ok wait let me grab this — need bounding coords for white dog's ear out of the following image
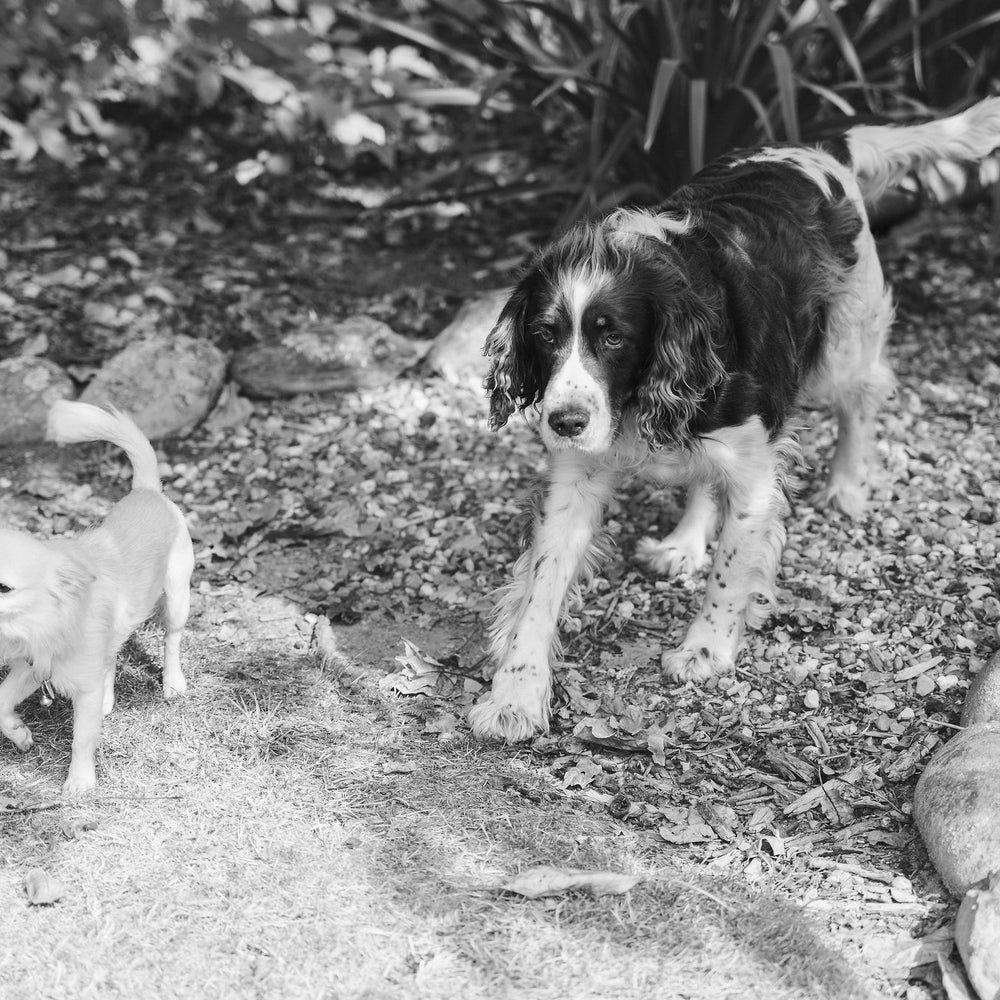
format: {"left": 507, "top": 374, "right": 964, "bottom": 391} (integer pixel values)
{"left": 49, "top": 553, "right": 96, "bottom": 603}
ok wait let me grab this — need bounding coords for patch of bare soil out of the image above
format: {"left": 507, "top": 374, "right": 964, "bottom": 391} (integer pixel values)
{"left": 1, "top": 140, "right": 999, "bottom": 998}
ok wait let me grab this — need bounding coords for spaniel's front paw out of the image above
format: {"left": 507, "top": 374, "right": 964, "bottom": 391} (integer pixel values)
{"left": 661, "top": 645, "right": 734, "bottom": 682}
{"left": 812, "top": 479, "right": 867, "bottom": 520}
{"left": 468, "top": 696, "right": 547, "bottom": 742}
{"left": 637, "top": 534, "right": 710, "bottom": 578}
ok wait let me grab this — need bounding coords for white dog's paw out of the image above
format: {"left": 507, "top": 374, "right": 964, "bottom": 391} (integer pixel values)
{"left": 163, "top": 673, "right": 188, "bottom": 699}
{"left": 62, "top": 765, "right": 97, "bottom": 798}
{"left": 661, "top": 645, "right": 734, "bottom": 683}
{"left": 1, "top": 717, "right": 34, "bottom": 752}
{"left": 468, "top": 694, "right": 548, "bottom": 742}
{"left": 637, "top": 535, "right": 709, "bottom": 578}
{"left": 812, "top": 479, "right": 867, "bottom": 520}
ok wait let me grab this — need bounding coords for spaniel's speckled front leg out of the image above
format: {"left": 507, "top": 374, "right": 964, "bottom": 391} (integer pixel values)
{"left": 469, "top": 453, "right": 618, "bottom": 741}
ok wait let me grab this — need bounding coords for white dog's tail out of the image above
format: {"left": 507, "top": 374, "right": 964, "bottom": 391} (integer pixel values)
{"left": 847, "top": 96, "right": 1000, "bottom": 202}
{"left": 47, "top": 400, "right": 161, "bottom": 492}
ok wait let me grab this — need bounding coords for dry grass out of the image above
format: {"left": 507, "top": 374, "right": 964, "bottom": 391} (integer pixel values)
{"left": 1, "top": 586, "right": 872, "bottom": 1000}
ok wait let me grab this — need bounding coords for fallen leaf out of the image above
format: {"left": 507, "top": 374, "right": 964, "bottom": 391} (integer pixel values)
{"left": 382, "top": 760, "right": 418, "bottom": 775}
{"left": 659, "top": 822, "right": 716, "bottom": 845}
{"left": 573, "top": 718, "right": 645, "bottom": 752}
{"left": 562, "top": 757, "right": 603, "bottom": 790}
{"left": 60, "top": 819, "right": 98, "bottom": 840}
{"left": 25, "top": 869, "right": 65, "bottom": 905}
{"left": 379, "top": 639, "right": 444, "bottom": 696}
{"left": 500, "top": 865, "right": 641, "bottom": 899}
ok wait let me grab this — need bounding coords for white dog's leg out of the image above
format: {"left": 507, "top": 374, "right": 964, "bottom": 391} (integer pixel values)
{"left": 161, "top": 523, "right": 194, "bottom": 699}
{"left": 636, "top": 480, "right": 717, "bottom": 577}
{"left": 102, "top": 663, "right": 116, "bottom": 717}
{"left": 663, "top": 425, "right": 792, "bottom": 682}
{"left": 0, "top": 659, "right": 41, "bottom": 751}
{"left": 469, "top": 452, "right": 618, "bottom": 741}
{"left": 63, "top": 685, "right": 105, "bottom": 796}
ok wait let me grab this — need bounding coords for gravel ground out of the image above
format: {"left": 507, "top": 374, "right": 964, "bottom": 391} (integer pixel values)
{"left": 2, "top": 147, "right": 998, "bottom": 994}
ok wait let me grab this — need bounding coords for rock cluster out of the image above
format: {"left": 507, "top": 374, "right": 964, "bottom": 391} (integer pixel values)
{"left": 0, "top": 293, "right": 501, "bottom": 444}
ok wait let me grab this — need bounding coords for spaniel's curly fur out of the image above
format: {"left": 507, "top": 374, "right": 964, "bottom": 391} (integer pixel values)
{"left": 471, "top": 98, "right": 1000, "bottom": 742}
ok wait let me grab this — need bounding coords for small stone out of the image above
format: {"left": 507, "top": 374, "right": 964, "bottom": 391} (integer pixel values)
{"left": 869, "top": 693, "right": 896, "bottom": 712}
{"left": 803, "top": 689, "right": 821, "bottom": 710}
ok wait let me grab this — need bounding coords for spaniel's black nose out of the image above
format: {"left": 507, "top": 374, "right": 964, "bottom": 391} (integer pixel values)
{"left": 548, "top": 408, "right": 590, "bottom": 437}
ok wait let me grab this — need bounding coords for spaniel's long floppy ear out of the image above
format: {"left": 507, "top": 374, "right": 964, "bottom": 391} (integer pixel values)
{"left": 633, "top": 252, "right": 727, "bottom": 449}
{"left": 483, "top": 274, "right": 546, "bottom": 430}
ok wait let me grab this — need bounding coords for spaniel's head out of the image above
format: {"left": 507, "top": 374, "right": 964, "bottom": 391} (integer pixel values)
{"left": 485, "top": 211, "right": 726, "bottom": 453}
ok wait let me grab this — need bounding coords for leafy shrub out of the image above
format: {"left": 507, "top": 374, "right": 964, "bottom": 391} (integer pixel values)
{"left": 420, "top": 0, "right": 1000, "bottom": 221}
{"left": 0, "top": 0, "right": 491, "bottom": 167}
{"left": 2, "top": 0, "right": 998, "bottom": 223}
{"left": 0, "top": 0, "right": 129, "bottom": 163}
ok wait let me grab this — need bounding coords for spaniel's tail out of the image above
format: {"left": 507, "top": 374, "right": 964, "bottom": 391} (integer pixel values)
{"left": 46, "top": 400, "right": 161, "bottom": 493}
{"left": 846, "top": 96, "right": 1000, "bottom": 202}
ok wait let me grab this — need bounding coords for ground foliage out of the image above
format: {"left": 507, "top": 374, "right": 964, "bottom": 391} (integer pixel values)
{"left": 1, "top": 127, "right": 999, "bottom": 997}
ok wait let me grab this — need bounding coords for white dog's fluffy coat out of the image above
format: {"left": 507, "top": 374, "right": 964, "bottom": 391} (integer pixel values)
{"left": 0, "top": 401, "right": 193, "bottom": 794}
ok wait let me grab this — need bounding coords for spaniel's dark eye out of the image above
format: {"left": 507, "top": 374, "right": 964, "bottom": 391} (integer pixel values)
{"left": 604, "top": 332, "right": 624, "bottom": 348}
{"left": 537, "top": 327, "right": 555, "bottom": 344}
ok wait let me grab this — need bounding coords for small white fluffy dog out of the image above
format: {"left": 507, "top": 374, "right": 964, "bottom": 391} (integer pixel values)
{"left": 0, "top": 401, "right": 194, "bottom": 795}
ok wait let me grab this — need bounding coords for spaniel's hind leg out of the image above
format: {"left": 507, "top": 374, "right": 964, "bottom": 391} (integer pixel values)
{"left": 637, "top": 480, "right": 716, "bottom": 578}
{"left": 662, "top": 421, "right": 793, "bottom": 682}
{"left": 812, "top": 232, "right": 895, "bottom": 518}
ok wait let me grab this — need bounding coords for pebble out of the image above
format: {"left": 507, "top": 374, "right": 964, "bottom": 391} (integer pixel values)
{"left": 803, "top": 689, "right": 821, "bottom": 710}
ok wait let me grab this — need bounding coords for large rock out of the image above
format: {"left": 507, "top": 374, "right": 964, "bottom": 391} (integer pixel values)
{"left": 0, "top": 357, "right": 73, "bottom": 445}
{"left": 913, "top": 722, "right": 1000, "bottom": 896}
{"left": 81, "top": 333, "right": 227, "bottom": 439}
{"left": 231, "top": 316, "right": 425, "bottom": 398}
{"left": 424, "top": 289, "right": 509, "bottom": 390}
{"left": 962, "top": 651, "right": 1000, "bottom": 726}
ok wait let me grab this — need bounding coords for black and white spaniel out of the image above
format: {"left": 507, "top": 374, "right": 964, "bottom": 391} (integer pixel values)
{"left": 470, "top": 97, "right": 1000, "bottom": 742}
